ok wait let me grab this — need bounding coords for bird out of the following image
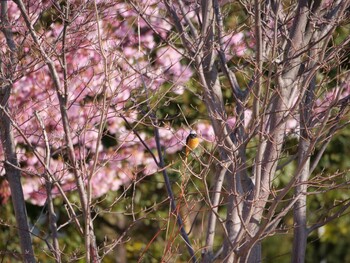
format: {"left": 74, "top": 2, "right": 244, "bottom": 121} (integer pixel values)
{"left": 185, "top": 130, "right": 199, "bottom": 162}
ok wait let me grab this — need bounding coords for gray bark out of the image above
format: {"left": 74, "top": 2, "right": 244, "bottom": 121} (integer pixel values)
{"left": 0, "top": 105, "right": 36, "bottom": 263}
{"left": 0, "top": 1, "right": 35, "bottom": 262}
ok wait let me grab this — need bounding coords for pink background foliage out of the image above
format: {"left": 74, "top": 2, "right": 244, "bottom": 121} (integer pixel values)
{"left": 1, "top": 0, "right": 272, "bottom": 205}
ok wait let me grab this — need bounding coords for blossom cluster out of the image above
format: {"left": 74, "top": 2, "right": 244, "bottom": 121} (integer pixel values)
{"left": 0, "top": 0, "right": 250, "bottom": 205}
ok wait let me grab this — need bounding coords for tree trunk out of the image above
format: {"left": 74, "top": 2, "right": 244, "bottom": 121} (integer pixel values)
{"left": 1, "top": 1, "right": 36, "bottom": 261}
{"left": 292, "top": 69, "right": 315, "bottom": 263}
{"left": 0, "top": 97, "right": 36, "bottom": 263}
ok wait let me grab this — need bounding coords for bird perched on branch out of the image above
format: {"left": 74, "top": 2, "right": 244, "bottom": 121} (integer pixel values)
{"left": 185, "top": 130, "right": 199, "bottom": 162}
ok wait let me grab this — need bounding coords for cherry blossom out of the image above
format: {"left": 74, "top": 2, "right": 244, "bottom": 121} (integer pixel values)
{"left": 0, "top": 0, "right": 255, "bottom": 205}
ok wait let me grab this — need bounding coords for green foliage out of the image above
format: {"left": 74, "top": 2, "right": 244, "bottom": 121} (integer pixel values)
{"left": 262, "top": 234, "right": 293, "bottom": 262}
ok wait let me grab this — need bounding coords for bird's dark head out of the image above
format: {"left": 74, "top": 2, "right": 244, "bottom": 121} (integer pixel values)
{"left": 189, "top": 130, "right": 197, "bottom": 138}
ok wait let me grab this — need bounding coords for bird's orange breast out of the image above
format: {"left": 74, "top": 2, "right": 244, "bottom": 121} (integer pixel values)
{"left": 186, "top": 137, "right": 199, "bottom": 156}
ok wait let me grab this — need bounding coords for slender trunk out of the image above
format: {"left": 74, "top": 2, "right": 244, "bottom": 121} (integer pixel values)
{"left": 292, "top": 70, "right": 315, "bottom": 263}
{"left": 0, "top": 1, "right": 35, "bottom": 261}
{"left": 292, "top": 122, "right": 311, "bottom": 263}
{"left": 292, "top": 155, "right": 309, "bottom": 263}
{"left": 202, "top": 165, "right": 227, "bottom": 262}
{"left": 0, "top": 100, "right": 36, "bottom": 263}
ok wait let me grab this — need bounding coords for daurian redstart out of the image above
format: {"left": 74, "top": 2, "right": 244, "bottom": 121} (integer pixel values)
{"left": 185, "top": 130, "right": 199, "bottom": 161}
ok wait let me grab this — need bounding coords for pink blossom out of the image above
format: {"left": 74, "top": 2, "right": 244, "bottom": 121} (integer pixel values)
{"left": 286, "top": 117, "right": 299, "bottom": 134}
{"left": 0, "top": 0, "right": 198, "bottom": 205}
{"left": 22, "top": 177, "right": 46, "bottom": 206}
{"left": 223, "top": 32, "right": 249, "bottom": 58}
{"left": 196, "top": 123, "right": 215, "bottom": 143}
{"left": 161, "top": 128, "right": 184, "bottom": 154}
{"left": 7, "top": 1, "right": 21, "bottom": 20}
{"left": 143, "top": 156, "right": 159, "bottom": 176}
{"left": 157, "top": 47, "right": 193, "bottom": 83}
